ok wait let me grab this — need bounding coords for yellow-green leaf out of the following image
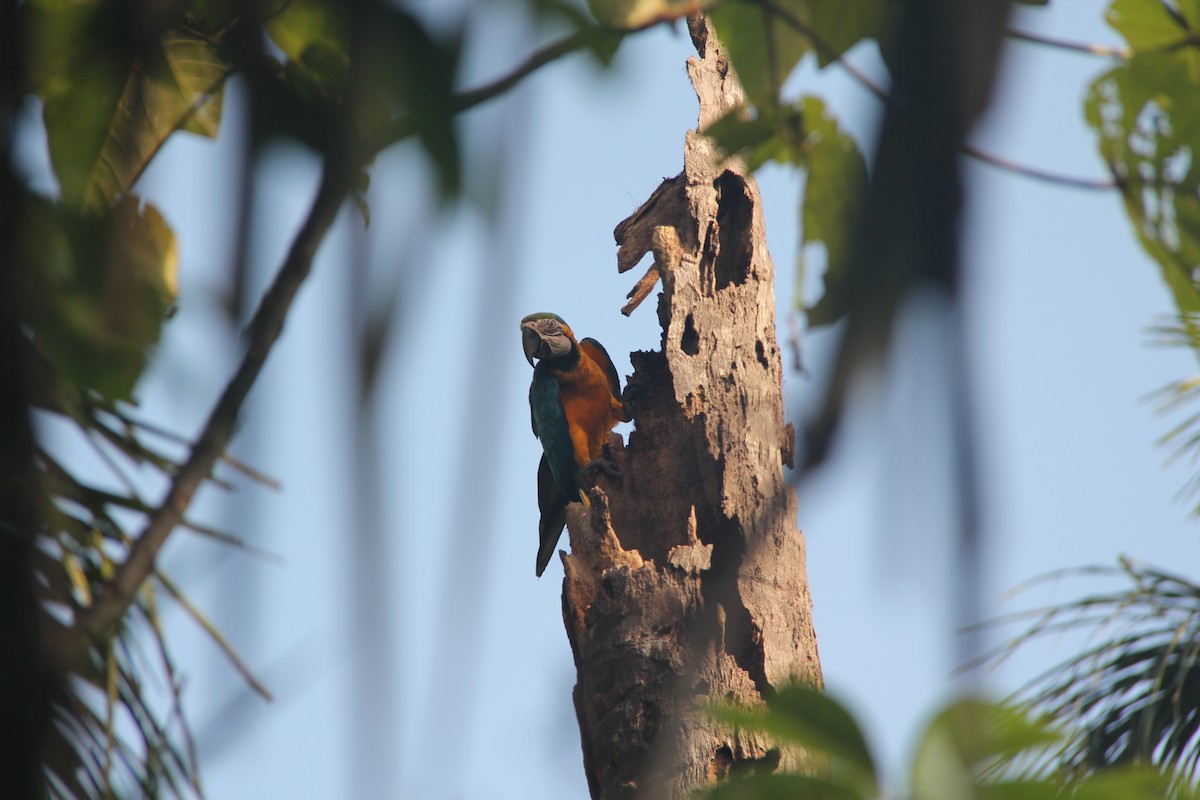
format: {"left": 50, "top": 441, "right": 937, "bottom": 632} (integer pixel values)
{"left": 796, "top": 97, "right": 868, "bottom": 327}
{"left": 264, "top": 0, "right": 350, "bottom": 92}
{"left": 19, "top": 197, "right": 179, "bottom": 401}
{"left": 25, "top": 1, "right": 230, "bottom": 214}
{"left": 1086, "top": 49, "right": 1200, "bottom": 331}
{"left": 710, "top": 684, "right": 878, "bottom": 797}
{"left": 586, "top": 0, "right": 713, "bottom": 29}
{"left": 912, "top": 700, "right": 1060, "bottom": 800}
{"left": 806, "top": 0, "right": 897, "bottom": 68}
{"left": 1107, "top": 0, "right": 1195, "bottom": 50}
{"left": 163, "top": 30, "right": 228, "bottom": 137}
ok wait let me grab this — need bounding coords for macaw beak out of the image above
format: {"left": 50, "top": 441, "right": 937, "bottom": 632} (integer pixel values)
{"left": 522, "top": 326, "right": 542, "bottom": 367}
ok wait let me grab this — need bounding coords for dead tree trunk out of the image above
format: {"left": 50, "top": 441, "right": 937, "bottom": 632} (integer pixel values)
{"left": 561, "top": 17, "right": 823, "bottom": 800}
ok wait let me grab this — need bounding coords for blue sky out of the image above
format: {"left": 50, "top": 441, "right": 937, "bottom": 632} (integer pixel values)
{"left": 27, "top": 1, "right": 1200, "bottom": 797}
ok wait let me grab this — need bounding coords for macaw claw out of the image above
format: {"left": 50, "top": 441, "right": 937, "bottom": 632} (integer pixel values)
{"left": 579, "top": 456, "right": 622, "bottom": 485}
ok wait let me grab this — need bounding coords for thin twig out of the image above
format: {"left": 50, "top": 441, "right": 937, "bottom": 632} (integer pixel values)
{"left": 139, "top": 593, "right": 202, "bottom": 791}
{"left": 374, "top": 31, "right": 592, "bottom": 151}
{"left": 153, "top": 569, "right": 274, "bottom": 701}
{"left": 752, "top": 0, "right": 1117, "bottom": 192}
{"left": 453, "top": 32, "right": 594, "bottom": 113}
{"left": 962, "top": 143, "right": 1117, "bottom": 190}
{"left": 106, "top": 406, "right": 283, "bottom": 490}
{"left": 1006, "top": 28, "right": 1131, "bottom": 59}
{"left": 373, "top": 23, "right": 659, "bottom": 154}
{"left": 71, "top": 168, "right": 348, "bottom": 649}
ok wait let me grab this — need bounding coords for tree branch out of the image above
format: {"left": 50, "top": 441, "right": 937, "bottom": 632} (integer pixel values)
{"left": 753, "top": 0, "right": 1116, "bottom": 192}
{"left": 70, "top": 168, "right": 349, "bottom": 650}
{"left": 372, "top": 22, "right": 665, "bottom": 155}
{"left": 453, "top": 31, "right": 596, "bottom": 112}
{"left": 1005, "top": 28, "right": 1131, "bottom": 59}
{"left": 961, "top": 143, "right": 1116, "bottom": 190}
{"left": 373, "top": 28, "right": 608, "bottom": 153}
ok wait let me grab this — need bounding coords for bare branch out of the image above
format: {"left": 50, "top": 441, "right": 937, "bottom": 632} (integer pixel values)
{"left": 1006, "top": 28, "right": 1131, "bottom": 59}
{"left": 962, "top": 143, "right": 1117, "bottom": 190}
{"left": 372, "top": 18, "right": 675, "bottom": 156}
{"left": 453, "top": 32, "right": 596, "bottom": 112}
{"left": 70, "top": 168, "right": 348, "bottom": 651}
{"left": 375, "top": 27, "right": 625, "bottom": 154}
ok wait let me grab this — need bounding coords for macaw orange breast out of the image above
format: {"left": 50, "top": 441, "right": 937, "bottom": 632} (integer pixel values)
{"left": 555, "top": 351, "right": 623, "bottom": 467}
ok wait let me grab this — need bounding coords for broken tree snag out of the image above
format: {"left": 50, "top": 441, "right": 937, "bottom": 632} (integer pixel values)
{"left": 560, "top": 15, "right": 823, "bottom": 800}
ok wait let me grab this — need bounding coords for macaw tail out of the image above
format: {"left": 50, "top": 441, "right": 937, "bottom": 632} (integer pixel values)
{"left": 536, "top": 455, "right": 569, "bottom": 577}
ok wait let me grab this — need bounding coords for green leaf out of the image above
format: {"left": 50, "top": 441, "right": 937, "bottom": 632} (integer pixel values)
{"left": 540, "top": 2, "right": 629, "bottom": 64}
{"left": 768, "top": 685, "right": 876, "bottom": 776}
{"left": 712, "top": 684, "right": 877, "bottom": 794}
{"left": 25, "top": 1, "right": 230, "bottom": 214}
{"left": 586, "top": 0, "right": 713, "bottom": 29}
{"left": 1106, "top": 0, "right": 1195, "bottom": 50}
{"left": 805, "top": 0, "right": 897, "bottom": 68}
{"left": 1086, "top": 50, "right": 1200, "bottom": 334}
{"left": 163, "top": 29, "right": 227, "bottom": 137}
{"left": 793, "top": 96, "right": 868, "bottom": 327}
{"left": 263, "top": 0, "right": 350, "bottom": 92}
{"left": 703, "top": 105, "right": 799, "bottom": 170}
{"left": 1073, "top": 767, "right": 1188, "bottom": 800}
{"left": 359, "top": 6, "right": 462, "bottom": 196}
{"left": 710, "top": 2, "right": 811, "bottom": 115}
{"left": 980, "top": 781, "right": 1063, "bottom": 800}
{"left": 710, "top": 0, "right": 895, "bottom": 111}
{"left": 1085, "top": 26, "right": 1200, "bottom": 509}
{"left": 911, "top": 700, "right": 1060, "bottom": 800}
{"left": 18, "top": 197, "right": 179, "bottom": 401}
{"left": 185, "top": 0, "right": 239, "bottom": 33}
{"left": 706, "top": 108, "right": 779, "bottom": 154}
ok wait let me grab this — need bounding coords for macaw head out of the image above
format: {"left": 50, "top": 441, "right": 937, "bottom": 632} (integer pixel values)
{"left": 521, "top": 312, "right": 576, "bottom": 367}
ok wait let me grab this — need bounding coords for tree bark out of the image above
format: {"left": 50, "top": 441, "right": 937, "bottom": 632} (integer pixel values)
{"left": 561, "top": 17, "right": 822, "bottom": 800}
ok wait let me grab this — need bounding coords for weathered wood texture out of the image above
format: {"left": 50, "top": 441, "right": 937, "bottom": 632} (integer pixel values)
{"left": 561, "top": 17, "right": 823, "bottom": 800}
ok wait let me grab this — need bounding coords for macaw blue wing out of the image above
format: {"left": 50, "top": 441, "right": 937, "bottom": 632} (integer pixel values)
{"left": 529, "top": 371, "right": 579, "bottom": 503}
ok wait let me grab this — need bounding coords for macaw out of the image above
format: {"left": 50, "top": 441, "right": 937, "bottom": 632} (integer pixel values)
{"left": 521, "top": 312, "right": 626, "bottom": 576}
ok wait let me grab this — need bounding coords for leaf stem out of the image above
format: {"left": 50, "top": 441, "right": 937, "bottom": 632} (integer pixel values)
{"left": 154, "top": 569, "right": 273, "bottom": 701}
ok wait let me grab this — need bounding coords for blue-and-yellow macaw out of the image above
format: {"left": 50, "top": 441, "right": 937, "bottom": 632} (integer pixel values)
{"left": 521, "top": 312, "right": 627, "bottom": 576}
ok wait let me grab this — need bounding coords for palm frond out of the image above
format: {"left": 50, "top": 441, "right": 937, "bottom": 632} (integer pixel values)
{"left": 1145, "top": 314, "right": 1200, "bottom": 515}
{"left": 33, "top": 393, "right": 270, "bottom": 798}
{"left": 978, "top": 557, "right": 1200, "bottom": 790}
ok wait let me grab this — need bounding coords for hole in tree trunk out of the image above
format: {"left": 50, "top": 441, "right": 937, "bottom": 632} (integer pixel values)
{"left": 682, "top": 313, "right": 700, "bottom": 355}
{"left": 714, "top": 171, "right": 752, "bottom": 290}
